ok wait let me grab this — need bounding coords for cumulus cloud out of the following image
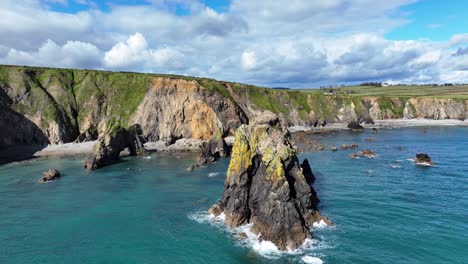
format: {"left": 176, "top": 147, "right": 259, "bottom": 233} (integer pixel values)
{"left": 0, "top": 39, "right": 101, "bottom": 69}
{"left": 0, "top": 0, "right": 467, "bottom": 86}
{"left": 103, "top": 33, "right": 185, "bottom": 72}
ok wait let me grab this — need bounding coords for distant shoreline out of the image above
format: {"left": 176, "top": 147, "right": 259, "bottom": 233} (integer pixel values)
{"left": 289, "top": 118, "right": 468, "bottom": 133}
{"left": 1, "top": 118, "right": 467, "bottom": 165}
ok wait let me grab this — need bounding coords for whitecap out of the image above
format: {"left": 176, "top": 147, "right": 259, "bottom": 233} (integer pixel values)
{"left": 208, "top": 172, "right": 222, "bottom": 178}
{"left": 389, "top": 164, "right": 402, "bottom": 169}
{"left": 301, "top": 256, "right": 324, "bottom": 264}
{"left": 143, "top": 156, "right": 152, "bottom": 160}
{"left": 189, "top": 210, "right": 332, "bottom": 259}
{"left": 312, "top": 220, "right": 328, "bottom": 230}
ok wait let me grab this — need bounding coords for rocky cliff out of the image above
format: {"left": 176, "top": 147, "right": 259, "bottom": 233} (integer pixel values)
{"left": 209, "top": 111, "right": 330, "bottom": 251}
{"left": 0, "top": 65, "right": 466, "bottom": 149}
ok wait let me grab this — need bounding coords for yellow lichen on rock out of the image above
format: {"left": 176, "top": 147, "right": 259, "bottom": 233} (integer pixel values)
{"left": 227, "top": 127, "right": 252, "bottom": 180}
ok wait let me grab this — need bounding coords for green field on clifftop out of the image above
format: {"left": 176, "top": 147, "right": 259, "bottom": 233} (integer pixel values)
{"left": 301, "top": 84, "right": 468, "bottom": 99}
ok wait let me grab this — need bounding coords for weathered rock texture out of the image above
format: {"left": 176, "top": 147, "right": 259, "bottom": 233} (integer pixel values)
{"left": 131, "top": 78, "right": 248, "bottom": 143}
{"left": 414, "top": 153, "right": 434, "bottom": 166}
{"left": 84, "top": 124, "right": 146, "bottom": 170}
{"left": 196, "top": 138, "right": 229, "bottom": 166}
{"left": 0, "top": 65, "right": 467, "bottom": 152}
{"left": 39, "top": 169, "right": 61, "bottom": 183}
{"left": 209, "top": 112, "right": 329, "bottom": 251}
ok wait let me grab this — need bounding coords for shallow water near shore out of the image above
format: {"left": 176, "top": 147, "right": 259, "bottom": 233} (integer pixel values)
{"left": 0, "top": 127, "right": 467, "bottom": 263}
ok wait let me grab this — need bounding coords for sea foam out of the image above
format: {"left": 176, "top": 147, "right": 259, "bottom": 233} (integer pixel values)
{"left": 189, "top": 210, "right": 332, "bottom": 260}
{"left": 301, "top": 256, "right": 324, "bottom": 264}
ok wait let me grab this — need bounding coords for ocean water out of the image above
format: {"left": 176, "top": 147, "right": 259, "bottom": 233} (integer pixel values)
{"left": 0, "top": 126, "right": 467, "bottom": 264}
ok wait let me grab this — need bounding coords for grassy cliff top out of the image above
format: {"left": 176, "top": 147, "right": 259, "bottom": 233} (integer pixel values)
{"left": 301, "top": 84, "right": 468, "bottom": 99}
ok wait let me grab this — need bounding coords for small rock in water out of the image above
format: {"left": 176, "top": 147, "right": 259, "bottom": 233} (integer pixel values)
{"left": 39, "top": 169, "right": 61, "bottom": 183}
{"left": 331, "top": 146, "right": 338, "bottom": 152}
{"left": 349, "top": 153, "right": 358, "bottom": 159}
{"left": 357, "top": 149, "right": 376, "bottom": 158}
{"left": 349, "top": 143, "right": 359, "bottom": 149}
{"left": 414, "top": 153, "right": 434, "bottom": 166}
{"left": 371, "top": 128, "right": 379, "bottom": 134}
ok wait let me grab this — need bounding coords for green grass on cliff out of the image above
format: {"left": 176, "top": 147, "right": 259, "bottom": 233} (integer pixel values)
{"left": 304, "top": 85, "right": 468, "bottom": 99}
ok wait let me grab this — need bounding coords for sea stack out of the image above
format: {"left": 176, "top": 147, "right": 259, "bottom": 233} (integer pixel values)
{"left": 209, "top": 111, "right": 330, "bottom": 251}
{"left": 84, "top": 124, "right": 147, "bottom": 170}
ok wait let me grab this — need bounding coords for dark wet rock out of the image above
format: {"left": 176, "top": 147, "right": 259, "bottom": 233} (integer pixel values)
{"left": 347, "top": 120, "right": 364, "bottom": 130}
{"left": 84, "top": 124, "right": 146, "bottom": 170}
{"left": 301, "top": 159, "right": 315, "bottom": 184}
{"left": 195, "top": 138, "right": 229, "bottom": 166}
{"left": 414, "top": 153, "right": 434, "bottom": 166}
{"left": 39, "top": 169, "right": 61, "bottom": 183}
{"left": 209, "top": 111, "right": 330, "bottom": 251}
{"left": 74, "top": 126, "right": 98, "bottom": 143}
{"left": 371, "top": 128, "right": 379, "bottom": 134}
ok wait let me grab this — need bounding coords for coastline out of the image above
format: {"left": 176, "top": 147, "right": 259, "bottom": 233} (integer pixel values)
{"left": 289, "top": 118, "right": 468, "bottom": 133}
{"left": 3, "top": 118, "right": 468, "bottom": 162}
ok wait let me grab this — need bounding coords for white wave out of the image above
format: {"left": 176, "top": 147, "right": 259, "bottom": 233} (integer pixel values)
{"left": 389, "top": 164, "right": 402, "bottom": 169}
{"left": 189, "top": 210, "right": 332, "bottom": 259}
{"left": 208, "top": 172, "right": 223, "bottom": 178}
{"left": 312, "top": 220, "right": 328, "bottom": 230}
{"left": 143, "top": 156, "right": 152, "bottom": 159}
{"left": 302, "top": 256, "right": 324, "bottom": 264}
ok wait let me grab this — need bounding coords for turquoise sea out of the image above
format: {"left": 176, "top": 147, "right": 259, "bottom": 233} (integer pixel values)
{"left": 0, "top": 126, "right": 467, "bottom": 264}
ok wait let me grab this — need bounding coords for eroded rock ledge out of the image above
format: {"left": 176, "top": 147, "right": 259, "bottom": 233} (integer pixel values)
{"left": 209, "top": 111, "right": 330, "bottom": 251}
{"left": 84, "top": 124, "right": 147, "bottom": 170}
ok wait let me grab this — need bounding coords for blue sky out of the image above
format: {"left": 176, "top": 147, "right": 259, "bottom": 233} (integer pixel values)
{"left": 386, "top": 0, "right": 468, "bottom": 41}
{"left": 1, "top": 0, "right": 468, "bottom": 86}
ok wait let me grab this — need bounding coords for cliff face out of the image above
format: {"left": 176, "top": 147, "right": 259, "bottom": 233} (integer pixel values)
{"left": 131, "top": 77, "right": 247, "bottom": 143}
{"left": 0, "top": 65, "right": 466, "bottom": 149}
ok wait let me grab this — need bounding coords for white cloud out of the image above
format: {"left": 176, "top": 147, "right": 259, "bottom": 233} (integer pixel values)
{"left": 0, "top": 39, "right": 101, "bottom": 69}
{"left": 0, "top": 0, "right": 467, "bottom": 86}
{"left": 103, "top": 33, "right": 186, "bottom": 72}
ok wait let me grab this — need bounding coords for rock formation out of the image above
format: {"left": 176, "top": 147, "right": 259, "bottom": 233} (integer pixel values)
{"left": 84, "top": 124, "right": 146, "bottom": 170}
{"left": 348, "top": 120, "right": 364, "bottom": 130}
{"left": 209, "top": 111, "right": 330, "bottom": 251}
{"left": 39, "top": 169, "right": 61, "bottom": 183}
{"left": 195, "top": 138, "right": 229, "bottom": 166}
{"left": 414, "top": 153, "right": 434, "bottom": 166}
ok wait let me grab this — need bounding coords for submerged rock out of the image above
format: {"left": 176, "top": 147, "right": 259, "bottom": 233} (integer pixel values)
{"left": 39, "top": 169, "right": 61, "bottom": 183}
{"left": 84, "top": 124, "right": 147, "bottom": 170}
{"left": 357, "top": 149, "right": 376, "bottom": 158}
{"left": 414, "top": 153, "right": 434, "bottom": 166}
{"left": 209, "top": 111, "right": 330, "bottom": 251}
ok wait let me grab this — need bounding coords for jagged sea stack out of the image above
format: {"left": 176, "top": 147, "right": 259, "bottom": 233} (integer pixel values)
{"left": 84, "top": 124, "right": 147, "bottom": 170}
{"left": 209, "top": 111, "right": 330, "bottom": 251}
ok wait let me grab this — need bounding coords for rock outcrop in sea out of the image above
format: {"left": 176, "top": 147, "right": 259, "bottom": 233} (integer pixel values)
{"left": 414, "top": 153, "right": 434, "bottom": 166}
{"left": 39, "top": 169, "right": 61, "bottom": 183}
{"left": 84, "top": 124, "right": 147, "bottom": 170}
{"left": 209, "top": 111, "right": 330, "bottom": 251}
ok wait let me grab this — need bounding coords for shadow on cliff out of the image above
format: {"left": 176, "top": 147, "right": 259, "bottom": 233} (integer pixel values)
{"left": 0, "top": 106, "right": 49, "bottom": 165}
